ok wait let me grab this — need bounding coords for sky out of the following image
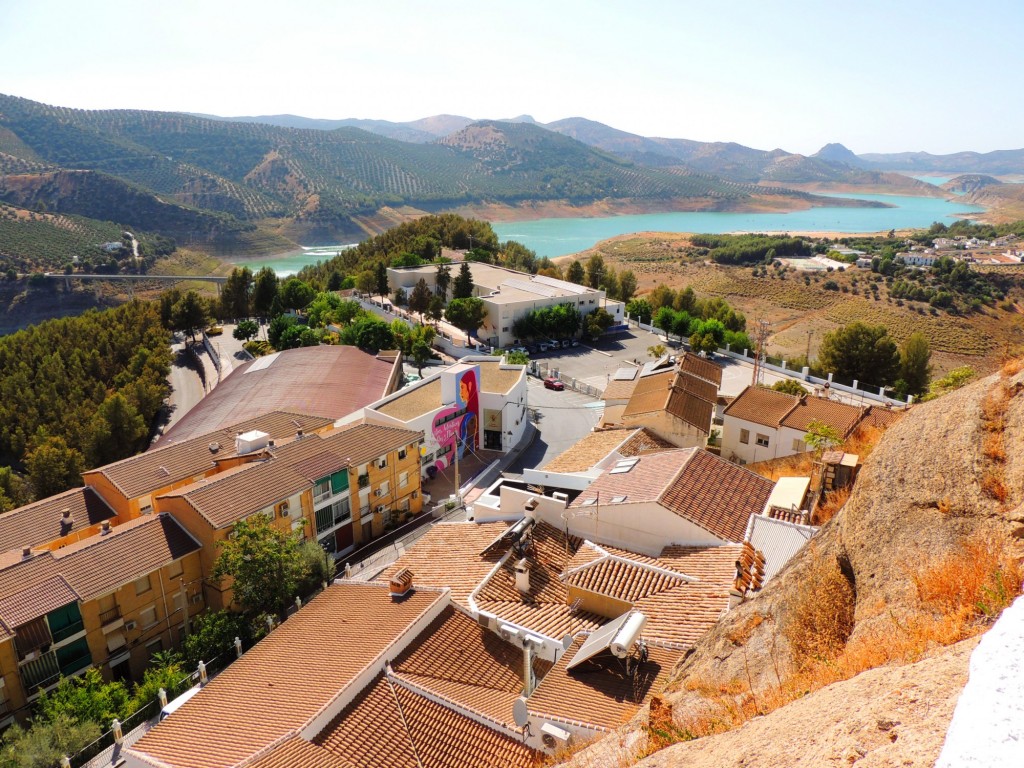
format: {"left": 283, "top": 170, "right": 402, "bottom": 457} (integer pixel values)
{"left": 2, "top": 0, "right": 1022, "bottom": 155}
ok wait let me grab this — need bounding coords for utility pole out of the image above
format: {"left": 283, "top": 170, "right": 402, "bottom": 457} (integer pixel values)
{"left": 752, "top": 319, "right": 771, "bottom": 387}
{"left": 453, "top": 432, "right": 461, "bottom": 508}
{"left": 805, "top": 330, "right": 813, "bottom": 367}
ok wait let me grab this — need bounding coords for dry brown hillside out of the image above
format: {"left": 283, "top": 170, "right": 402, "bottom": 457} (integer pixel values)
{"left": 556, "top": 364, "right": 1024, "bottom": 767}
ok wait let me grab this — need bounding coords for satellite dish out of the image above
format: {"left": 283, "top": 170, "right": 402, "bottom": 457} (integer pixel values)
{"left": 513, "top": 696, "right": 530, "bottom": 727}
{"left": 561, "top": 634, "right": 574, "bottom": 651}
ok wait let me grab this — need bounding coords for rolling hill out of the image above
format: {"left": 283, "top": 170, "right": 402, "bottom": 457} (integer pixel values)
{"left": 0, "top": 93, "right": 889, "bottom": 268}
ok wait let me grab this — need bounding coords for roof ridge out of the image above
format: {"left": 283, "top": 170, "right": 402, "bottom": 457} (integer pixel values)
{"left": 388, "top": 671, "right": 523, "bottom": 737}
{"left": 384, "top": 673, "right": 426, "bottom": 768}
{"left": 49, "top": 513, "right": 162, "bottom": 560}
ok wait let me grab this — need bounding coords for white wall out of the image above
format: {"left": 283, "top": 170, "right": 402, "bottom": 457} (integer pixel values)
{"left": 721, "top": 414, "right": 781, "bottom": 465}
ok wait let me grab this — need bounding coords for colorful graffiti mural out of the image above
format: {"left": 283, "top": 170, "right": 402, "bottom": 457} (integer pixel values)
{"left": 430, "top": 366, "right": 480, "bottom": 472}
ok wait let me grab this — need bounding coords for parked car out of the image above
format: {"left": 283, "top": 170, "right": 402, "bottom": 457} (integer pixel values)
{"left": 560, "top": 339, "right": 571, "bottom": 349}
{"left": 570, "top": 339, "right": 579, "bottom": 347}
{"left": 537, "top": 341, "right": 552, "bottom": 352}
{"left": 543, "top": 377, "right": 565, "bottom": 391}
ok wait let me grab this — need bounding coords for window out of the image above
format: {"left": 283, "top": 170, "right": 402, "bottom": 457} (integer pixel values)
{"left": 139, "top": 606, "right": 158, "bottom": 629}
{"left": 502, "top": 326, "right": 509, "bottom": 332}
{"left": 756, "top": 434, "right": 770, "bottom": 448}
{"left": 168, "top": 560, "right": 183, "bottom": 579}
{"left": 377, "top": 457, "right": 387, "bottom": 469}
{"left": 134, "top": 575, "right": 151, "bottom": 596}
{"left": 172, "top": 591, "right": 186, "bottom": 613}
{"left": 314, "top": 479, "right": 331, "bottom": 502}
{"left": 792, "top": 438, "right": 807, "bottom": 452}
{"left": 146, "top": 638, "right": 163, "bottom": 657}
{"left": 399, "top": 471, "right": 409, "bottom": 488}
{"left": 739, "top": 429, "right": 750, "bottom": 445}
{"left": 398, "top": 448, "right": 407, "bottom": 460}
{"left": 379, "top": 480, "right": 390, "bottom": 495}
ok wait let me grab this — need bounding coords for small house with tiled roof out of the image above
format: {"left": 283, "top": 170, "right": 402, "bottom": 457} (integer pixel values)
{"left": 721, "top": 385, "right": 874, "bottom": 464}
{"left": 604, "top": 353, "right": 722, "bottom": 449}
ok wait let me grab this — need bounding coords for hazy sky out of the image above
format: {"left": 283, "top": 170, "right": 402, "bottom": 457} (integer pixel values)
{"left": 2, "top": 0, "right": 1020, "bottom": 155}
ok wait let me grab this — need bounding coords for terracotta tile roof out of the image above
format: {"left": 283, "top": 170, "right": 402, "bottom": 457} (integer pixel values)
{"left": 541, "top": 429, "right": 642, "bottom": 474}
{"left": 571, "top": 450, "right": 694, "bottom": 508}
{"left": 780, "top": 396, "right": 866, "bottom": 436}
{"left": 622, "top": 370, "right": 674, "bottom": 417}
{"left": 474, "top": 522, "right": 604, "bottom": 639}
{"left": 0, "top": 514, "right": 199, "bottom": 631}
{"left": 87, "top": 411, "right": 334, "bottom": 500}
{"left": 566, "top": 555, "right": 684, "bottom": 604}
{"left": 722, "top": 386, "right": 800, "bottom": 428}
{"left": 526, "top": 637, "right": 683, "bottom": 731}
{"left": 618, "top": 429, "right": 678, "bottom": 456}
{"left": 153, "top": 346, "right": 399, "bottom": 447}
{"left": 678, "top": 353, "right": 723, "bottom": 386}
{"left": 390, "top": 605, "right": 529, "bottom": 727}
{"left": 632, "top": 582, "right": 732, "bottom": 647}
{"left": 316, "top": 673, "right": 537, "bottom": 768}
{"left": 659, "top": 450, "right": 775, "bottom": 542}
{"left": 129, "top": 583, "right": 448, "bottom": 768}
{"left": 624, "top": 368, "right": 717, "bottom": 432}
{"left": 658, "top": 544, "right": 744, "bottom": 582}
{"left": 0, "top": 486, "right": 115, "bottom": 554}
{"left": 862, "top": 406, "right": 906, "bottom": 429}
{"left": 248, "top": 738, "right": 355, "bottom": 768}
{"left": 160, "top": 424, "right": 420, "bottom": 529}
{"left": 53, "top": 514, "right": 200, "bottom": 601}
{"left": 381, "top": 522, "right": 508, "bottom": 605}
{"left": 602, "top": 375, "right": 640, "bottom": 401}
{"left": 0, "top": 573, "right": 78, "bottom": 630}
{"left": 571, "top": 449, "right": 774, "bottom": 543}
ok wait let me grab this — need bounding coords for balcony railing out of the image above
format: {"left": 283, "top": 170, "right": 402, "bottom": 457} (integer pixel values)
{"left": 50, "top": 618, "right": 85, "bottom": 644}
{"left": 20, "top": 651, "right": 61, "bottom": 691}
{"left": 99, "top": 605, "right": 121, "bottom": 626}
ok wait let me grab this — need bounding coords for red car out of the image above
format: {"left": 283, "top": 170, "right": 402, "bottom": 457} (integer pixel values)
{"left": 543, "top": 377, "right": 565, "bottom": 391}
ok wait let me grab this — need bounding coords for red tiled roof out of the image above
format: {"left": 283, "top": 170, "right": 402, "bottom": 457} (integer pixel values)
{"left": 88, "top": 410, "right": 334, "bottom": 500}
{"left": 315, "top": 673, "right": 537, "bottom": 768}
{"left": 659, "top": 450, "right": 774, "bottom": 542}
{"left": 154, "top": 346, "right": 399, "bottom": 447}
{"left": 678, "top": 353, "right": 723, "bottom": 386}
{"left": 526, "top": 637, "right": 683, "bottom": 731}
{"left": 722, "top": 386, "right": 800, "bottom": 428}
{"left": 0, "top": 487, "right": 115, "bottom": 554}
{"left": 129, "top": 583, "right": 448, "bottom": 768}
{"left": 0, "top": 514, "right": 199, "bottom": 633}
{"left": 780, "top": 396, "right": 866, "bottom": 436}
{"left": 571, "top": 449, "right": 774, "bottom": 543}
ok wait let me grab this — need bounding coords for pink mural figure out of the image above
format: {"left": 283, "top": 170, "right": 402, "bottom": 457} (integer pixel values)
{"left": 457, "top": 369, "right": 479, "bottom": 456}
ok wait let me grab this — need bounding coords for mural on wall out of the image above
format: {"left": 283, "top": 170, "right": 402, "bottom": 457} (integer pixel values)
{"left": 430, "top": 367, "right": 480, "bottom": 473}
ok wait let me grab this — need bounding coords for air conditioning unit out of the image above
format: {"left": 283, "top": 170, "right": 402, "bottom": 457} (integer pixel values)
{"left": 278, "top": 501, "right": 290, "bottom": 517}
{"left": 375, "top": 504, "right": 387, "bottom": 514}
{"left": 190, "top": 594, "right": 202, "bottom": 605}
{"left": 541, "top": 722, "right": 572, "bottom": 749}
{"left": 124, "top": 620, "right": 137, "bottom": 631}
{"left": 498, "top": 624, "right": 520, "bottom": 643}
{"left": 373, "top": 488, "right": 384, "bottom": 497}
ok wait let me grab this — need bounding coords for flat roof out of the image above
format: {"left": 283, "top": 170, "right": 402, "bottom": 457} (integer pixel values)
{"left": 372, "top": 360, "right": 523, "bottom": 423}
{"left": 154, "top": 346, "right": 399, "bottom": 447}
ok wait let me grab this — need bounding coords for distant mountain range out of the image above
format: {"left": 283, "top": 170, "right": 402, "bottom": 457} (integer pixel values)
{"left": 0, "top": 92, "right": 1011, "bottom": 268}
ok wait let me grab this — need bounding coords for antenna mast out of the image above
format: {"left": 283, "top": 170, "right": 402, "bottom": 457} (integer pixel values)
{"left": 751, "top": 319, "right": 771, "bottom": 387}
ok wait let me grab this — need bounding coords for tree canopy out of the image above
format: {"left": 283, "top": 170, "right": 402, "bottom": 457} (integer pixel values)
{"left": 817, "top": 322, "right": 900, "bottom": 387}
{"left": 445, "top": 297, "right": 486, "bottom": 338}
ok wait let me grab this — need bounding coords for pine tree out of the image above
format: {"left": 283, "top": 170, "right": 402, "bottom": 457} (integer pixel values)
{"left": 452, "top": 262, "right": 474, "bottom": 299}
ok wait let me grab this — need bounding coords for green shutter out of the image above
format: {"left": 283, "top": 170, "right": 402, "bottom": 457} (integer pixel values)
{"left": 331, "top": 470, "right": 349, "bottom": 494}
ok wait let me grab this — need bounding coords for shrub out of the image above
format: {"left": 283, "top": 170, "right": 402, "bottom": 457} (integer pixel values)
{"left": 784, "top": 548, "right": 855, "bottom": 668}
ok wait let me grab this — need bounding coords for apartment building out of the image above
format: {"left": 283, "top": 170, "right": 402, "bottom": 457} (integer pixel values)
{"left": 0, "top": 514, "right": 201, "bottom": 725}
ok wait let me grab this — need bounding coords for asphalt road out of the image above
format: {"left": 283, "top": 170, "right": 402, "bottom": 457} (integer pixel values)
{"left": 504, "top": 377, "right": 603, "bottom": 476}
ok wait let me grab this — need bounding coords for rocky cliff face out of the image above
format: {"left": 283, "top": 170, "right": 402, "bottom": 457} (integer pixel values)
{"left": 558, "top": 366, "right": 1024, "bottom": 766}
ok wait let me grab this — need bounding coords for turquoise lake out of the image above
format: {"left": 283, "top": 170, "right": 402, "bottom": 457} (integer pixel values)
{"left": 233, "top": 192, "right": 983, "bottom": 272}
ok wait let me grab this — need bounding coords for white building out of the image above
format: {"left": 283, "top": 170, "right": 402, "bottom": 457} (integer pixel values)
{"left": 387, "top": 262, "right": 624, "bottom": 349}
{"left": 721, "top": 386, "right": 868, "bottom": 465}
{"left": 341, "top": 357, "right": 529, "bottom": 479}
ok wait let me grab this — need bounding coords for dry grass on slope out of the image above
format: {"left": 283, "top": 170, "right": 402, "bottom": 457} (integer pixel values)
{"left": 554, "top": 365, "right": 1024, "bottom": 767}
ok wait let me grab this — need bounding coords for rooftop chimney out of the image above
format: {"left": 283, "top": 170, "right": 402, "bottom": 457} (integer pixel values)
{"left": 389, "top": 568, "right": 414, "bottom": 599}
{"left": 61, "top": 507, "right": 72, "bottom": 519}
{"left": 514, "top": 558, "right": 531, "bottom": 594}
{"left": 21, "top": 546, "right": 31, "bottom": 559}
{"left": 101, "top": 521, "right": 112, "bottom": 535}
{"left": 296, "top": 428, "right": 304, "bottom": 439}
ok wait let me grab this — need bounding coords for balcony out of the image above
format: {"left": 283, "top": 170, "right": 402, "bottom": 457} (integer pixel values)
{"left": 358, "top": 474, "right": 369, "bottom": 489}
{"left": 20, "top": 651, "right": 61, "bottom": 692}
{"left": 50, "top": 618, "right": 85, "bottom": 644}
{"left": 99, "top": 605, "right": 121, "bottom": 627}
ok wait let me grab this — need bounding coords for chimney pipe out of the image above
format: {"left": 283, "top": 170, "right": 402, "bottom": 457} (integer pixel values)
{"left": 101, "top": 521, "right": 112, "bottom": 534}
{"left": 523, "top": 642, "right": 535, "bottom": 696}
{"left": 61, "top": 507, "right": 72, "bottom": 519}
{"left": 21, "top": 546, "right": 31, "bottom": 559}
{"left": 296, "top": 428, "right": 303, "bottom": 439}
{"left": 514, "top": 558, "right": 531, "bottom": 594}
